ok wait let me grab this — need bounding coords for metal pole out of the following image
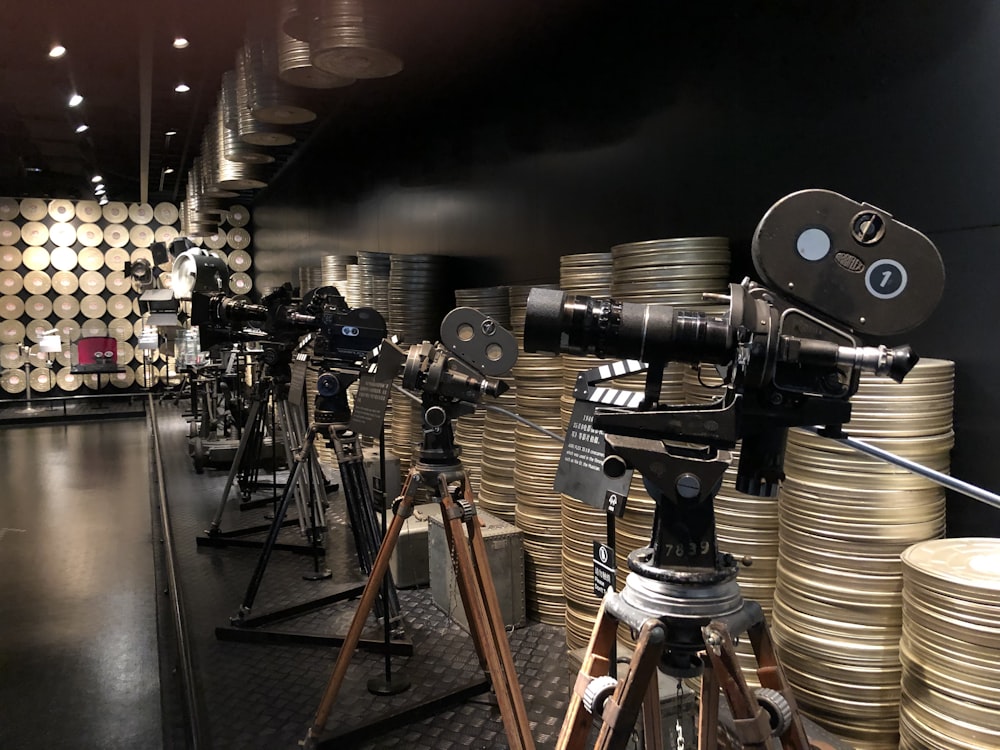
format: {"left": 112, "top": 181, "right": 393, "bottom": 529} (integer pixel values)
{"left": 806, "top": 426, "right": 1000, "bottom": 511}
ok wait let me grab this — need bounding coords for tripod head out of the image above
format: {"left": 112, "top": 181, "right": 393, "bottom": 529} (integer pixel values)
{"left": 523, "top": 189, "right": 946, "bottom": 676}
{"left": 374, "top": 307, "right": 518, "bottom": 468}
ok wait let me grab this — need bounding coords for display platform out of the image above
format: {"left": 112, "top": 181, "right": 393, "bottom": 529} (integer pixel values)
{"left": 154, "top": 401, "right": 572, "bottom": 750}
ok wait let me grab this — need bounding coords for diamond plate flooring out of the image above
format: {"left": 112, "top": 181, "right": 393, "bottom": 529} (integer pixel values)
{"left": 155, "top": 401, "right": 572, "bottom": 749}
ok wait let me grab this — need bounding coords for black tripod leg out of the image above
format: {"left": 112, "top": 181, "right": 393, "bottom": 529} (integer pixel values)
{"left": 303, "top": 474, "right": 418, "bottom": 747}
{"left": 208, "top": 396, "right": 263, "bottom": 532}
{"left": 231, "top": 428, "right": 317, "bottom": 623}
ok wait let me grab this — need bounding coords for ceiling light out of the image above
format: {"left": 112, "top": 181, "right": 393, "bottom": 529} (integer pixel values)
{"left": 163, "top": 168, "right": 175, "bottom": 174}
{"left": 49, "top": 44, "right": 67, "bottom": 58}
{"left": 26, "top": 167, "right": 42, "bottom": 173}
{"left": 91, "top": 175, "right": 103, "bottom": 183}
{"left": 174, "top": 83, "right": 190, "bottom": 93}
{"left": 75, "top": 124, "right": 89, "bottom": 133}
{"left": 98, "top": 196, "right": 109, "bottom": 206}
{"left": 94, "top": 188, "right": 106, "bottom": 196}
{"left": 68, "top": 93, "right": 83, "bottom": 107}
{"left": 165, "top": 129, "right": 178, "bottom": 136}
{"left": 173, "top": 37, "right": 189, "bottom": 49}
{"left": 94, "top": 183, "right": 106, "bottom": 191}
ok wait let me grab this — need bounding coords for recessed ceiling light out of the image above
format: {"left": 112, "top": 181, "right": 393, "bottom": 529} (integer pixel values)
{"left": 174, "top": 83, "right": 190, "bottom": 93}
{"left": 75, "top": 124, "right": 89, "bottom": 133}
{"left": 91, "top": 175, "right": 103, "bottom": 183}
{"left": 98, "top": 196, "right": 109, "bottom": 205}
{"left": 49, "top": 44, "right": 66, "bottom": 59}
{"left": 68, "top": 93, "right": 83, "bottom": 107}
{"left": 163, "top": 167, "right": 175, "bottom": 174}
{"left": 173, "top": 37, "right": 189, "bottom": 49}
{"left": 94, "top": 183, "right": 105, "bottom": 191}
{"left": 94, "top": 188, "right": 106, "bottom": 196}
{"left": 165, "top": 129, "right": 177, "bottom": 136}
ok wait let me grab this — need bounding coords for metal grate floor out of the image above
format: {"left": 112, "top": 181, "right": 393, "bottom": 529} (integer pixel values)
{"left": 155, "top": 402, "right": 572, "bottom": 749}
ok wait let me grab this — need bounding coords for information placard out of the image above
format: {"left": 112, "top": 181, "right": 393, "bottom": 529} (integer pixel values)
{"left": 555, "top": 399, "right": 632, "bottom": 510}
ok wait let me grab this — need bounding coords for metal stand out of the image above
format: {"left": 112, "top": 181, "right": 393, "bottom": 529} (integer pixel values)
{"left": 197, "top": 373, "right": 316, "bottom": 554}
{"left": 302, "top": 398, "right": 535, "bottom": 750}
{"left": 215, "top": 420, "right": 410, "bottom": 654}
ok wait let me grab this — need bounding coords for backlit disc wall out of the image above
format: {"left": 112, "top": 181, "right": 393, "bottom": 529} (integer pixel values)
{"left": 0, "top": 196, "right": 254, "bottom": 398}
{"left": 771, "top": 358, "right": 955, "bottom": 749}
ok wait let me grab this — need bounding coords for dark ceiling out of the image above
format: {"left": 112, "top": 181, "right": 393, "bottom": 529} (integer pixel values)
{"left": 0, "top": 0, "right": 591, "bottom": 206}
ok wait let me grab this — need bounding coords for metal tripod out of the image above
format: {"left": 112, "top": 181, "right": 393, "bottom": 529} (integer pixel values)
{"left": 199, "top": 371, "right": 324, "bottom": 553}
{"left": 217, "top": 390, "right": 408, "bottom": 654}
{"left": 302, "top": 396, "right": 535, "bottom": 750}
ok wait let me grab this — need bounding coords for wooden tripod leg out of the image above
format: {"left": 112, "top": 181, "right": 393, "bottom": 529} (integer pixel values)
{"left": 557, "top": 597, "right": 620, "bottom": 750}
{"left": 439, "top": 479, "right": 535, "bottom": 750}
{"left": 593, "top": 620, "right": 666, "bottom": 750}
{"left": 747, "top": 620, "right": 811, "bottom": 750}
{"left": 640, "top": 670, "right": 663, "bottom": 750}
{"left": 698, "top": 653, "right": 719, "bottom": 750}
{"left": 303, "top": 470, "right": 418, "bottom": 746}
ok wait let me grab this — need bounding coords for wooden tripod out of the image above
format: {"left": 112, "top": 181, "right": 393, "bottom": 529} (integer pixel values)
{"left": 557, "top": 592, "right": 832, "bottom": 750}
{"left": 302, "top": 458, "right": 536, "bottom": 750}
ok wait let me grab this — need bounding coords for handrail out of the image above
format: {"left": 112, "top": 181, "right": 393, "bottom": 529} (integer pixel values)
{"left": 148, "top": 396, "right": 206, "bottom": 748}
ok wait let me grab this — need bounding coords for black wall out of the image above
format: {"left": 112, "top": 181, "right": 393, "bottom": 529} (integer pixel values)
{"left": 253, "top": 1, "right": 1000, "bottom": 535}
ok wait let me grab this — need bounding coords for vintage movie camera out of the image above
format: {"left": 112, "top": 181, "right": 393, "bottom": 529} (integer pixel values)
{"left": 523, "top": 189, "right": 945, "bottom": 677}
{"left": 193, "top": 284, "right": 388, "bottom": 424}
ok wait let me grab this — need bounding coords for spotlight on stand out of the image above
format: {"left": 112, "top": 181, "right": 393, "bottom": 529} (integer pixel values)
{"left": 171, "top": 248, "right": 228, "bottom": 299}
{"left": 128, "top": 257, "right": 156, "bottom": 292}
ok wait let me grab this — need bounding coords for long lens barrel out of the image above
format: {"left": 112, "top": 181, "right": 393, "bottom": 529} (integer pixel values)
{"left": 524, "top": 287, "right": 733, "bottom": 365}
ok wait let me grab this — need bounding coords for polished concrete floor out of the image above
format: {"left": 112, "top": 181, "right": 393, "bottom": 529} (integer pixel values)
{"left": 0, "top": 418, "right": 162, "bottom": 749}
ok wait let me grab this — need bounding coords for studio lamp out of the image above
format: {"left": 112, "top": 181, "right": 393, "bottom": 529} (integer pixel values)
{"left": 171, "top": 248, "right": 228, "bottom": 299}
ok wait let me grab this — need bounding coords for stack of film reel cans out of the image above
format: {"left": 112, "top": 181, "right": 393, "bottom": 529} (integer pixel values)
{"left": 556, "top": 252, "right": 617, "bottom": 648}
{"left": 899, "top": 537, "right": 1000, "bottom": 749}
{"left": 772, "top": 358, "right": 955, "bottom": 749}
{"left": 453, "top": 286, "right": 511, "bottom": 499}
{"left": 509, "top": 283, "right": 565, "bottom": 625}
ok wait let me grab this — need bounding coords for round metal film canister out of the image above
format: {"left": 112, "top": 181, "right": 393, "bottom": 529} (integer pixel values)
{"left": 19, "top": 198, "right": 47, "bottom": 221}
{"left": 23, "top": 270, "right": 52, "bottom": 294}
{"left": 0, "top": 295, "right": 24, "bottom": 319}
{"left": 104, "top": 224, "right": 129, "bottom": 248}
{"left": 153, "top": 202, "right": 179, "bottom": 225}
{"left": 76, "top": 200, "right": 102, "bottom": 222}
{"left": 0, "top": 270, "right": 24, "bottom": 295}
{"left": 79, "top": 270, "right": 106, "bottom": 295}
{"left": 77, "top": 247, "right": 104, "bottom": 271}
{"left": 49, "top": 222, "right": 77, "bottom": 247}
{"left": 0, "top": 221, "right": 19, "bottom": 245}
{"left": 102, "top": 201, "right": 128, "bottom": 223}
{"left": 0, "top": 197, "right": 19, "bottom": 221}
{"left": 51, "top": 271, "right": 79, "bottom": 295}
{"left": 48, "top": 199, "right": 75, "bottom": 222}
{"left": 128, "top": 202, "right": 154, "bottom": 224}
{"left": 0, "top": 246, "right": 19, "bottom": 270}
{"left": 105, "top": 271, "right": 131, "bottom": 294}
{"left": 50, "top": 246, "right": 78, "bottom": 270}
{"left": 104, "top": 248, "right": 130, "bottom": 272}
{"left": 76, "top": 224, "right": 104, "bottom": 248}
{"left": 24, "top": 294, "right": 52, "bottom": 319}
{"left": 52, "top": 295, "right": 80, "bottom": 319}
{"left": 22, "top": 246, "right": 49, "bottom": 271}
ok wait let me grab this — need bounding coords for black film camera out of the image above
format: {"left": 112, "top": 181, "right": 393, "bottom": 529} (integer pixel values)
{"left": 525, "top": 189, "right": 944, "bottom": 496}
